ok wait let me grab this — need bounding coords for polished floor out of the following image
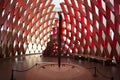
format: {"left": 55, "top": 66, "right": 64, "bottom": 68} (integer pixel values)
{"left": 0, "top": 54, "right": 120, "bottom": 80}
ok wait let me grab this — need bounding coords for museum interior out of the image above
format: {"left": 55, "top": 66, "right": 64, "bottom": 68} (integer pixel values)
{"left": 0, "top": 0, "right": 120, "bottom": 80}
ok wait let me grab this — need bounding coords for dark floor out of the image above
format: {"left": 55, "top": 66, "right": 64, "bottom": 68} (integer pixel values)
{"left": 0, "top": 54, "right": 120, "bottom": 80}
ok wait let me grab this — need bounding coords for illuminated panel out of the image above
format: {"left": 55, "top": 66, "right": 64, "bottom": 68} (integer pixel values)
{"left": 0, "top": 0, "right": 57, "bottom": 58}
{"left": 60, "top": 0, "right": 120, "bottom": 63}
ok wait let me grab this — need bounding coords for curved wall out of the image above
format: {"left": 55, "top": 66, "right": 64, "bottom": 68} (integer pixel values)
{"left": 60, "top": 0, "right": 120, "bottom": 63}
{"left": 0, "top": 0, "right": 120, "bottom": 63}
{"left": 0, "top": 0, "right": 57, "bottom": 58}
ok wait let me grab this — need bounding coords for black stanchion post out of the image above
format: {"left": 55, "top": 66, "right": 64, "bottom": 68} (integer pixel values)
{"left": 36, "top": 63, "right": 37, "bottom": 66}
{"left": 10, "top": 69, "right": 13, "bottom": 80}
{"left": 93, "top": 67, "right": 97, "bottom": 77}
{"left": 111, "top": 77, "right": 114, "bottom": 80}
{"left": 10, "top": 64, "right": 37, "bottom": 80}
{"left": 10, "top": 69, "right": 16, "bottom": 80}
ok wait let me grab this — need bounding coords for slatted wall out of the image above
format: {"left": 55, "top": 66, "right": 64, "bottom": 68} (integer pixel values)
{"left": 0, "top": 0, "right": 57, "bottom": 58}
{"left": 60, "top": 0, "right": 120, "bottom": 63}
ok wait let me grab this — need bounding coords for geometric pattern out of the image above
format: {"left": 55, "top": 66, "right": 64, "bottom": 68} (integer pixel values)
{"left": 0, "top": 0, "right": 120, "bottom": 63}
{"left": 60, "top": 0, "right": 120, "bottom": 63}
{"left": 0, "top": 0, "right": 57, "bottom": 58}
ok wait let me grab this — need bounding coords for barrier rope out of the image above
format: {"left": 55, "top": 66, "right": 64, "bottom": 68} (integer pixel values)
{"left": 96, "top": 69, "right": 114, "bottom": 80}
{"left": 87, "top": 66, "right": 114, "bottom": 80}
{"left": 10, "top": 63, "right": 114, "bottom": 80}
{"left": 87, "top": 66, "right": 95, "bottom": 69}
{"left": 13, "top": 63, "right": 37, "bottom": 72}
{"left": 10, "top": 63, "right": 38, "bottom": 80}
{"left": 86, "top": 67, "right": 97, "bottom": 77}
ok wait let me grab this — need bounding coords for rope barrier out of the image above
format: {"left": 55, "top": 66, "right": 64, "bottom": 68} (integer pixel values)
{"left": 86, "top": 67, "right": 97, "bottom": 77}
{"left": 87, "top": 66, "right": 95, "bottom": 69}
{"left": 87, "top": 66, "right": 114, "bottom": 80}
{"left": 10, "top": 63, "right": 38, "bottom": 80}
{"left": 13, "top": 63, "right": 37, "bottom": 72}
{"left": 10, "top": 63, "right": 114, "bottom": 80}
{"left": 96, "top": 69, "right": 114, "bottom": 80}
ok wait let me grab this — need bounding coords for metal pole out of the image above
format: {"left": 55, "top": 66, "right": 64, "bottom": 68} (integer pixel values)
{"left": 10, "top": 69, "right": 15, "bottom": 80}
{"left": 111, "top": 77, "right": 114, "bottom": 80}
{"left": 58, "top": 12, "right": 62, "bottom": 68}
{"left": 93, "top": 67, "right": 97, "bottom": 77}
